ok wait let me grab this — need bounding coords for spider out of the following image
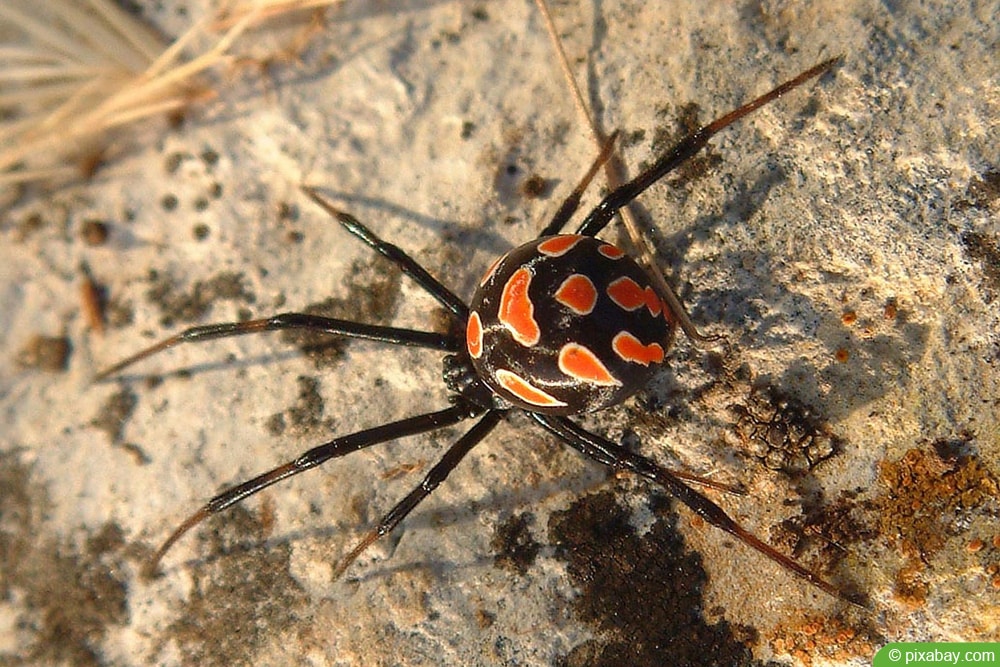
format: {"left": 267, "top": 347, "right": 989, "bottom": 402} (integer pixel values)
{"left": 98, "top": 56, "right": 863, "bottom": 606}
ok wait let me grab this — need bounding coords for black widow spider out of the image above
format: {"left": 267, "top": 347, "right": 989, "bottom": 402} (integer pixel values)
{"left": 98, "top": 56, "right": 863, "bottom": 606}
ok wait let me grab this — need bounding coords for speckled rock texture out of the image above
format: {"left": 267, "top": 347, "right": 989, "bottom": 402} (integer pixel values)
{"left": 1, "top": 1, "right": 996, "bottom": 665}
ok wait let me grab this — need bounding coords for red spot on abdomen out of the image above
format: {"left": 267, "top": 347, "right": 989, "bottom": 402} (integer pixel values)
{"left": 554, "top": 274, "right": 598, "bottom": 315}
{"left": 466, "top": 311, "right": 483, "bottom": 358}
{"left": 606, "top": 277, "right": 662, "bottom": 316}
{"left": 612, "top": 331, "right": 665, "bottom": 366}
{"left": 537, "top": 235, "right": 583, "bottom": 257}
{"left": 558, "top": 344, "right": 621, "bottom": 386}
{"left": 498, "top": 267, "right": 541, "bottom": 346}
{"left": 598, "top": 243, "right": 625, "bottom": 259}
{"left": 496, "top": 369, "right": 568, "bottom": 408}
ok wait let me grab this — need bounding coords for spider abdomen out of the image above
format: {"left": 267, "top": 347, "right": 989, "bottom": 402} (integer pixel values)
{"left": 467, "top": 235, "right": 676, "bottom": 415}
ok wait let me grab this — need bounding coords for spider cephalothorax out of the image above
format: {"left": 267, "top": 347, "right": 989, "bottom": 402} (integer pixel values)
{"left": 97, "top": 57, "right": 862, "bottom": 606}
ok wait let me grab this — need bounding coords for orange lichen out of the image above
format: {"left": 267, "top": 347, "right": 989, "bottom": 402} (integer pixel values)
{"left": 893, "top": 560, "right": 930, "bottom": 608}
{"left": 769, "top": 615, "right": 876, "bottom": 667}
{"left": 874, "top": 447, "right": 999, "bottom": 606}
{"left": 80, "top": 267, "right": 106, "bottom": 335}
{"left": 876, "top": 448, "right": 997, "bottom": 555}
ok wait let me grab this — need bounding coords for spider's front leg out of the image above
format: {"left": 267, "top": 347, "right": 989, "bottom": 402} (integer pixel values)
{"left": 94, "top": 314, "right": 460, "bottom": 381}
{"left": 332, "top": 409, "right": 505, "bottom": 580}
{"left": 141, "top": 402, "right": 481, "bottom": 577}
{"left": 96, "top": 186, "right": 473, "bottom": 382}
{"left": 530, "top": 413, "right": 867, "bottom": 608}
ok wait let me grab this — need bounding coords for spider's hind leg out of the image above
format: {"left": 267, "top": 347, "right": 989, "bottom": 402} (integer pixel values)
{"left": 301, "top": 186, "right": 469, "bottom": 322}
{"left": 537, "top": 130, "right": 619, "bottom": 238}
{"left": 575, "top": 57, "right": 841, "bottom": 238}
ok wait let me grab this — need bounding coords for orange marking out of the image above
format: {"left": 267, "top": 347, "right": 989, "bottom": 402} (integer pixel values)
{"left": 496, "top": 369, "right": 567, "bottom": 408}
{"left": 498, "top": 267, "right": 541, "bottom": 346}
{"left": 598, "top": 243, "right": 625, "bottom": 259}
{"left": 661, "top": 299, "right": 675, "bottom": 323}
{"left": 606, "top": 277, "right": 662, "bottom": 316}
{"left": 612, "top": 331, "right": 665, "bottom": 366}
{"left": 646, "top": 292, "right": 662, "bottom": 317}
{"left": 537, "top": 235, "right": 583, "bottom": 257}
{"left": 606, "top": 277, "right": 644, "bottom": 310}
{"left": 554, "top": 274, "right": 598, "bottom": 315}
{"left": 558, "top": 344, "right": 621, "bottom": 386}
{"left": 466, "top": 311, "right": 483, "bottom": 358}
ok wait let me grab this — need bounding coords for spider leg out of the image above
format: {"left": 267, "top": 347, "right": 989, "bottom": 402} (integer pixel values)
{"left": 530, "top": 412, "right": 867, "bottom": 608}
{"left": 144, "top": 402, "right": 481, "bottom": 577}
{"left": 575, "top": 57, "right": 842, "bottom": 237}
{"left": 664, "top": 469, "right": 745, "bottom": 495}
{"left": 94, "top": 314, "right": 460, "bottom": 381}
{"left": 332, "top": 409, "right": 504, "bottom": 580}
{"left": 538, "top": 130, "right": 620, "bottom": 237}
{"left": 301, "top": 186, "right": 469, "bottom": 321}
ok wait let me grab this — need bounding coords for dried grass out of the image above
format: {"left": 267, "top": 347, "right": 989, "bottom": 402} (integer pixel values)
{"left": 0, "top": 0, "right": 340, "bottom": 196}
